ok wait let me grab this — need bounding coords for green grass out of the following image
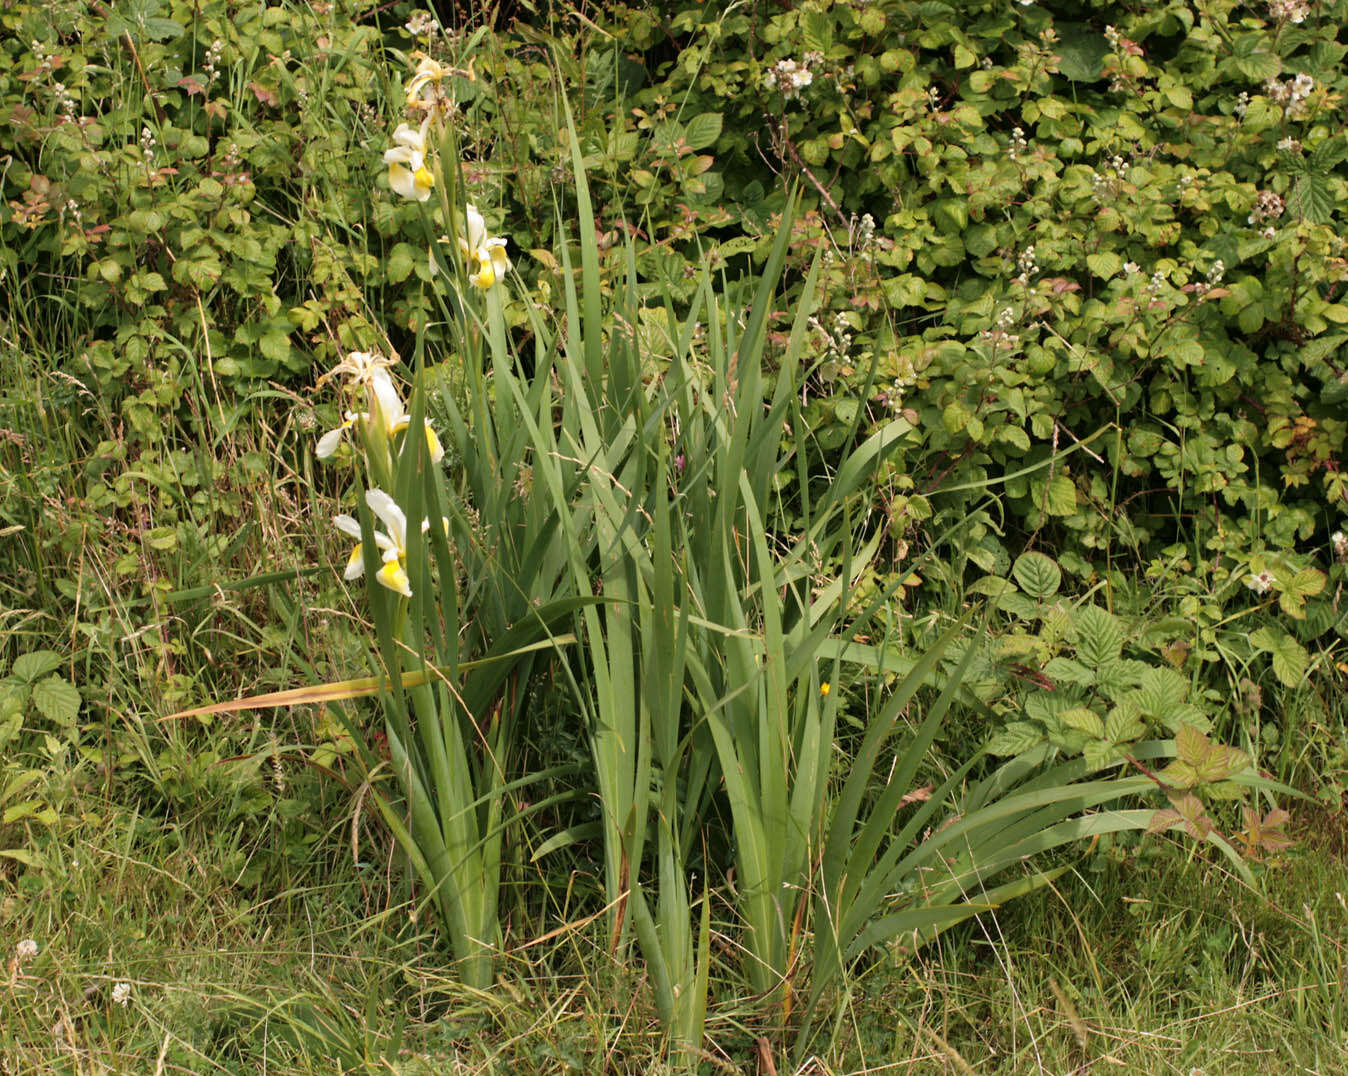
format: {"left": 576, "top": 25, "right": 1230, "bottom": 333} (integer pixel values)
{"left": 3, "top": 800, "right": 1343, "bottom": 1074}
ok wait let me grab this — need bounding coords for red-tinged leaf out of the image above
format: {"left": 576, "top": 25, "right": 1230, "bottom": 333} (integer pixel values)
{"left": 248, "top": 81, "right": 279, "bottom": 107}
{"left": 178, "top": 76, "right": 206, "bottom": 96}
{"left": 1239, "top": 806, "right": 1294, "bottom": 857}
{"left": 1175, "top": 722, "right": 1206, "bottom": 766}
{"left": 1147, "top": 807, "right": 1180, "bottom": 834}
{"left": 1150, "top": 790, "right": 1212, "bottom": 839}
{"left": 205, "top": 100, "right": 229, "bottom": 120}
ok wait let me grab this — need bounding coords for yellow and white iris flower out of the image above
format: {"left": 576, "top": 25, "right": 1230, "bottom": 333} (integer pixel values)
{"left": 317, "top": 350, "right": 398, "bottom": 391}
{"left": 368, "top": 368, "right": 444, "bottom": 465}
{"left": 335, "top": 491, "right": 449, "bottom": 599}
{"left": 316, "top": 368, "right": 443, "bottom": 465}
{"left": 459, "top": 203, "right": 510, "bottom": 289}
{"left": 405, "top": 56, "right": 449, "bottom": 108}
{"left": 384, "top": 117, "right": 435, "bottom": 202}
{"left": 334, "top": 489, "right": 413, "bottom": 597}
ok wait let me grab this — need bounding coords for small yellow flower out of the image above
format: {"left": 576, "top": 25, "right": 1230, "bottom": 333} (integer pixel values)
{"left": 820, "top": 682, "right": 831, "bottom": 697}
{"left": 383, "top": 117, "right": 435, "bottom": 202}
{"left": 458, "top": 203, "right": 510, "bottom": 289}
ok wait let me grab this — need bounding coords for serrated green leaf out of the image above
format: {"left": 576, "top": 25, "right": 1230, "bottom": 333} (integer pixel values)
{"left": 1012, "top": 551, "right": 1061, "bottom": 600}
{"left": 1277, "top": 568, "right": 1325, "bottom": 619}
{"left": 800, "top": 9, "right": 833, "bottom": 51}
{"left": 1270, "top": 641, "right": 1308, "bottom": 687}
{"left": 1229, "top": 50, "right": 1280, "bottom": 82}
{"left": 1086, "top": 252, "right": 1121, "bottom": 279}
{"left": 1043, "top": 475, "right": 1077, "bottom": 516}
{"left": 1104, "top": 703, "right": 1145, "bottom": 744}
{"left": 1026, "top": 688, "right": 1084, "bottom": 724}
{"left": 987, "top": 723, "right": 1044, "bottom": 756}
{"left": 1043, "top": 657, "right": 1094, "bottom": 686}
{"left": 143, "top": 16, "right": 185, "bottom": 41}
{"left": 684, "top": 113, "right": 723, "bottom": 150}
{"left": 1055, "top": 27, "right": 1109, "bottom": 82}
{"left": 1082, "top": 740, "right": 1119, "bottom": 771}
{"left": 386, "top": 242, "right": 417, "bottom": 284}
{"left": 11, "top": 652, "right": 62, "bottom": 683}
{"left": 1288, "top": 173, "right": 1334, "bottom": 225}
{"left": 1250, "top": 627, "right": 1309, "bottom": 687}
{"left": 1058, "top": 706, "right": 1105, "bottom": 738}
{"left": 1073, "top": 605, "right": 1123, "bottom": 667}
{"left": 30, "top": 676, "right": 81, "bottom": 726}
{"left": 1310, "top": 136, "right": 1348, "bottom": 173}
{"left": 1135, "top": 667, "right": 1188, "bottom": 719}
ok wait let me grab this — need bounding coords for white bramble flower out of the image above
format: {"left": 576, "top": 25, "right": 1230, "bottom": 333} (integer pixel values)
{"left": 763, "top": 57, "right": 815, "bottom": 101}
{"left": 1264, "top": 73, "right": 1315, "bottom": 119}
{"left": 1268, "top": 0, "right": 1309, "bottom": 21}
{"left": 383, "top": 117, "right": 435, "bottom": 201}
{"left": 405, "top": 10, "right": 438, "bottom": 37}
{"left": 15, "top": 939, "right": 38, "bottom": 960}
{"left": 1332, "top": 531, "right": 1347, "bottom": 559}
{"left": 459, "top": 204, "right": 510, "bottom": 290}
{"left": 111, "top": 981, "right": 132, "bottom": 1006}
{"left": 1245, "top": 569, "right": 1275, "bottom": 595}
{"left": 1248, "top": 189, "right": 1285, "bottom": 225}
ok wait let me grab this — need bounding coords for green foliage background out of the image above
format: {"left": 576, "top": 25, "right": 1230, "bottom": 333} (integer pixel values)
{"left": 2, "top": 0, "right": 1348, "bottom": 1070}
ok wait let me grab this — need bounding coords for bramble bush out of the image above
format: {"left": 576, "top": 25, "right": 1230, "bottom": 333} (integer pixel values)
{"left": 480, "top": 0, "right": 1348, "bottom": 662}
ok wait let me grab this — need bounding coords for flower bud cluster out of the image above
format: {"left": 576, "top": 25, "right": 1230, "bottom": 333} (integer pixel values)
{"left": 1192, "top": 260, "right": 1224, "bottom": 297}
{"left": 1264, "top": 73, "right": 1315, "bottom": 119}
{"left": 763, "top": 54, "right": 820, "bottom": 101}
{"left": 850, "top": 212, "right": 876, "bottom": 261}
{"left": 880, "top": 355, "right": 920, "bottom": 412}
{"left": 813, "top": 310, "right": 854, "bottom": 364}
{"left": 980, "top": 307, "right": 1021, "bottom": 349}
{"left": 140, "top": 126, "right": 156, "bottom": 164}
{"left": 1248, "top": 190, "right": 1284, "bottom": 225}
{"left": 1014, "top": 245, "right": 1038, "bottom": 286}
{"left": 405, "top": 10, "right": 438, "bottom": 38}
{"left": 203, "top": 39, "right": 223, "bottom": 86}
{"left": 52, "top": 80, "right": 77, "bottom": 119}
{"left": 1008, "top": 126, "right": 1028, "bottom": 162}
{"left": 1268, "top": 0, "right": 1309, "bottom": 23}
{"left": 1333, "top": 531, "right": 1348, "bottom": 560}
